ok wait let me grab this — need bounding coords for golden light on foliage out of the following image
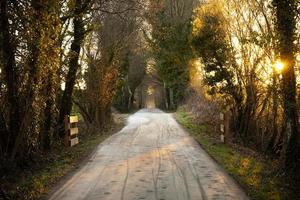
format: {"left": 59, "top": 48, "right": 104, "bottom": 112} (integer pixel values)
{"left": 146, "top": 59, "right": 156, "bottom": 75}
{"left": 192, "top": 0, "right": 225, "bottom": 36}
{"left": 189, "top": 58, "right": 203, "bottom": 88}
{"left": 194, "top": 59, "right": 201, "bottom": 69}
{"left": 274, "top": 60, "right": 284, "bottom": 73}
{"left": 192, "top": 17, "right": 203, "bottom": 35}
{"left": 147, "top": 85, "right": 154, "bottom": 95}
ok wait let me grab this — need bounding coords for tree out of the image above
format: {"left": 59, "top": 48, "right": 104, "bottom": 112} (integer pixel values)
{"left": 147, "top": 0, "right": 197, "bottom": 109}
{"left": 192, "top": 2, "right": 247, "bottom": 139}
{"left": 0, "top": 0, "right": 62, "bottom": 161}
{"left": 273, "top": 0, "right": 300, "bottom": 175}
{"left": 113, "top": 51, "right": 146, "bottom": 112}
{"left": 57, "top": 0, "right": 92, "bottom": 138}
{"left": 73, "top": 0, "right": 146, "bottom": 129}
{"left": 0, "top": 0, "right": 20, "bottom": 160}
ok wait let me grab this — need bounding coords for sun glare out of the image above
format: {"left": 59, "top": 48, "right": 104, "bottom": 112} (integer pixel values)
{"left": 274, "top": 61, "right": 284, "bottom": 73}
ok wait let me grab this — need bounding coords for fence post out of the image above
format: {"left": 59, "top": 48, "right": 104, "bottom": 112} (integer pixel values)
{"left": 220, "top": 113, "right": 225, "bottom": 143}
{"left": 64, "top": 115, "right": 79, "bottom": 147}
{"left": 220, "top": 112, "right": 230, "bottom": 144}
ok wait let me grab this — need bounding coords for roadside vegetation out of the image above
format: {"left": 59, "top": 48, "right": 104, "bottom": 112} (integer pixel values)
{"left": 175, "top": 108, "right": 298, "bottom": 200}
{"left": 1, "top": 115, "right": 125, "bottom": 200}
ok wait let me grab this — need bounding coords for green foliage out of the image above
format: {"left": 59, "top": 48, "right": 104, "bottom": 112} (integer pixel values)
{"left": 119, "top": 52, "right": 130, "bottom": 78}
{"left": 191, "top": 7, "right": 240, "bottom": 101}
{"left": 151, "top": 11, "right": 193, "bottom": 107}
{"left": 113, "top": 52, "right": 131, "bottom": 112}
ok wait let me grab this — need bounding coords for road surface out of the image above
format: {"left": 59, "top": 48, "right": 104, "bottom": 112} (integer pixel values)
{"left": 48, "top": 109, "right": 248, "bottom": 200}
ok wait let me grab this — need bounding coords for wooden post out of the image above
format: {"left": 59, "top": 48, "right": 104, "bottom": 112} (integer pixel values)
{"left": 64, "top": 115, "right": 79, "bottom": 147}
{"left": 224, "top": 112, "right": 230, "bottom": 143}
{"left": 220, "top": 112, "right": 230, "bottom": 144}
{"left": 220, "top": 113, "right": 225, "bottom": 143}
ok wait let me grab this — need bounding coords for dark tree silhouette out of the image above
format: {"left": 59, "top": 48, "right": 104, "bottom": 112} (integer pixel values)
{"left": 273, "top": 0, "right": 300, "bottom": 176}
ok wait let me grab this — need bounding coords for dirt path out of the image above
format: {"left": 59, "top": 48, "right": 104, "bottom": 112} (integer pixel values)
{"left": 48, "top": 109, "right": 248, "bottom": 200}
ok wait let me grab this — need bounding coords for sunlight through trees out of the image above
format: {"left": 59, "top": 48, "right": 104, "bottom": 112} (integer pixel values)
{"left": 0, "top": 0, "right": 299, "bottom": 198}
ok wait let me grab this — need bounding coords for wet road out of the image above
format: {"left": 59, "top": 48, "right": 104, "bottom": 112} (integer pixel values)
{"left": 48, "top": 109, "right": 248, "bottom": 200}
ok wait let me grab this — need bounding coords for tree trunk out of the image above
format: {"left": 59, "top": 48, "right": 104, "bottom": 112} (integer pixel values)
{"left": 10, "top": 0, "right": 46, "bottom": 160}
{"left": 0, "top": 111, "right": 7, "bottom": 159}
{"left": 164, "top": 82, "right": 169, "bottom": 110}
{"left": 0, "top": 0, "right": 20, "bottom": 159}
{"left": 169, "top": 88, "right": 174, "bottom": 110}
{"left": 127, "top": 87, "right": 133, "bottom": 111}
{"left": 58, "top": 0, "right": 85, "bottom": 138}
{"left": 273, "top": 0, "right": 300, "bottom": 175}
{"left": 266, "top": 72, "right": 280, "bottom": 155}
{"left": 41, "top": 76, "right": 53, "bottom": 151}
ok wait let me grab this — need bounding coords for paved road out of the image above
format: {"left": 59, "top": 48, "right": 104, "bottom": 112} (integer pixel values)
{"left": 48, "top": 109, "right": 248, "bottom": 200}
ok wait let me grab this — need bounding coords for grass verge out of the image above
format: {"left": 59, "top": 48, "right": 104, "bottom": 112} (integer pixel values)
{"left": 175, "top": 109, "right": 295, "bottom": 200}
{"left": 1, "top": 117, "right": 125, "bottom": 200}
